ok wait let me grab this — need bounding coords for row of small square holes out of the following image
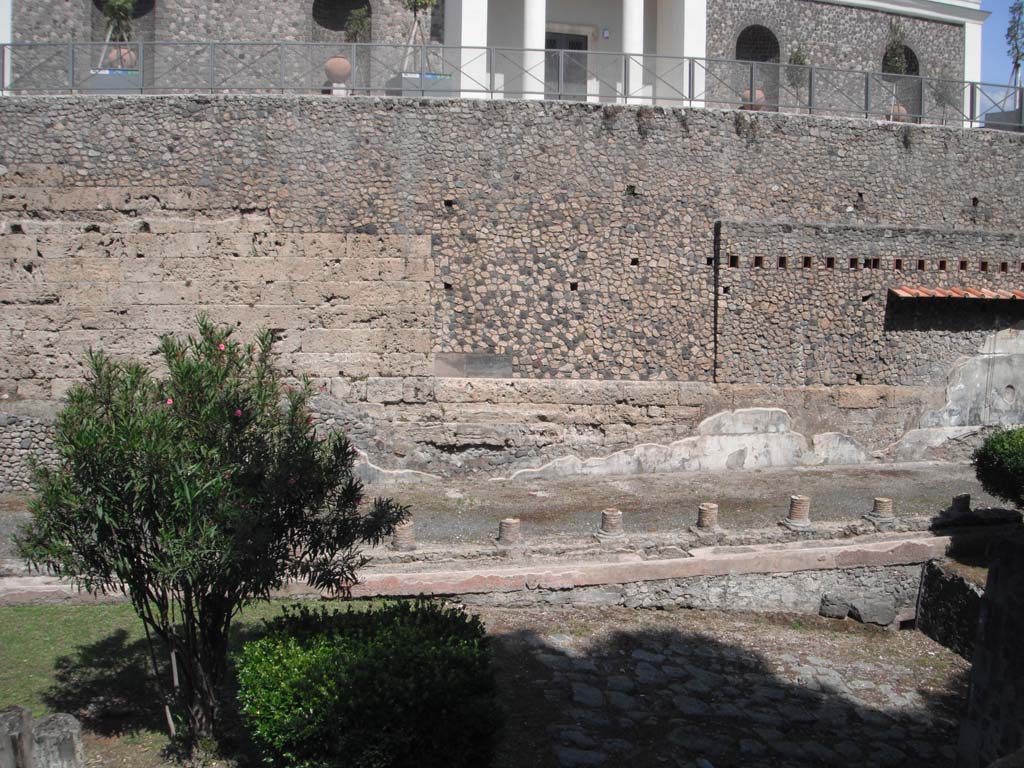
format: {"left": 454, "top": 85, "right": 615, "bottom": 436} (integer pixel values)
{"left": 725, "top": 255, "right": 1019, "bottom": 273}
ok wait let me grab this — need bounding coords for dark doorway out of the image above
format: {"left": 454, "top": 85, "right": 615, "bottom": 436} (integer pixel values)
{"left": 546, "top": 32, "right": 588, "bottom": 100}
{"left": 735, "top": 24, "right": 780, "bottom": 110}
{"left": 882, "top": 44, "right": 923, "bottom": 121}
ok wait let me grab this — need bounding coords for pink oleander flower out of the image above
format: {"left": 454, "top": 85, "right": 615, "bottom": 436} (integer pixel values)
{"left": 287, "top": 477, "right": 296, "bottom": 486}
{"left": 234, "top": 409, "right": 243, "bottom": 417}
{"left": 218, "top": 343, "right": 226, "bottom": 351}
{"left": 165, "top": 398, "right": 174, "bottom": 405}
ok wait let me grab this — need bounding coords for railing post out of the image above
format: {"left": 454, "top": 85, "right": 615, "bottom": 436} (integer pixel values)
{"left": 67, "top": 42, "right": 74, "bottom": 94}
{"left": 622, "top": 52, "right": 629, "bottom": 103}
{"left": 278, "top": 43, "right": 285, "bottom": 94}
{"left": 968, "top": 81, "right": 976, "bottom": 126}
{"left": 864, "top": 71, "right": 870, "bottom": 118}
{"left": 489, "top": 46, "right": 495, "bottom": 99}
{"left": 558, "top": 48, "right": 564, "bottom": 100}
{"left": 1018, "top": 85, "right": 1024, "bottom": 130}
{"left": 350, "top": 42, "right": 357, "bottom": 95}
{"left": 208, "top": 42, "right": 215, "bottom": 93}
{"left": 748, "top": 62, "right": 754, "bottom": 108}
{"left": 807, "top": 65, "right": 814, "bottom": 114}
{"left": 2, "top": 44, "right": 7, "bottom": 95}
{"left": 687, "top": 57, "right": 694, "bottom": 104}
{"left": 138, "top": 40, "right": 144, "bottom": 94}
{"left": 419, "top": 43, "right": 425, "bottom": 97}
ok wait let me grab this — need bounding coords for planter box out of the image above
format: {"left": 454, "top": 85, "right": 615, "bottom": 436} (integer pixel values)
{"left": 80, "top": 68, "right": 143, "bottom": 95}
{"left": 385, "top": 72, "right": 454, "bottom": 98}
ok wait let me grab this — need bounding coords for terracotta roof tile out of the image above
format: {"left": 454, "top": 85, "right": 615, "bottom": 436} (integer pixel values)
{"left": 890, "top": 285, "right": 1024, "bottom": 300}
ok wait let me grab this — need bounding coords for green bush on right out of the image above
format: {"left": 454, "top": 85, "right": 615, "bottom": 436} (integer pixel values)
{"left": 235, "top": 600, "right": 501, "bottom": 768}
{"left": 972, "top": 427, "right": 1024, "bottom": 509}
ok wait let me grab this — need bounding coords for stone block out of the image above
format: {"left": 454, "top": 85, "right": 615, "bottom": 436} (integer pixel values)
{"left": 31, "top": 714, "right": 84, "bottom": 768}
{"left": 836, "top": 386, "right": 892, "bottom": 410}
{"left": 848, "top": 597, "right": 896, "bottom": 626}
{"left": 434, "top": 353, "right": 513, "bottom": 379}
{"left": 366, "top": 377, "right": 404, "bottom": 404}
{"left": 819, "top": 593, "right": 851, "bottom": 619}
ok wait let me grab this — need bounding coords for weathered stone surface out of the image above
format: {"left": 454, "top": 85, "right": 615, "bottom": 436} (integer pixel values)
{"left": 848, "top": 596, "right": 897, "bottom": 627}
{"left": 1, "top": 97, "right": 1023, "bottom": 484}
{"left": 957, "top": 535, "right": 1024, "bottom": 768}
{"left": 917, "top": 559, "right": 983, "bottom": 660}
{"left": 819, "top": 593, "right": 851, "bottom": 619}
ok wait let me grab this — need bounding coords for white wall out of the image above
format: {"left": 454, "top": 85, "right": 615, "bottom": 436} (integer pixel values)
{"left": 0, "top": 0, "right": 11, "bottom": 92}
{"left": 487, "top": 0, "right": 661, "bottom": 99}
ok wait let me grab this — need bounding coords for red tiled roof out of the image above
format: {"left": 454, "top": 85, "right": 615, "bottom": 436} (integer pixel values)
{"left": 890, "top": 285, "right": 1024, "bottom": 300}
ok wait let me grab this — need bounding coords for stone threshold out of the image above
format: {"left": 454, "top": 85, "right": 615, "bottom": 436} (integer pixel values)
{"left": 306, "top": 531, "right": 966, "bottom": 599}
{"left": 2, "top": 526, "right": 1017, "bottom": 606}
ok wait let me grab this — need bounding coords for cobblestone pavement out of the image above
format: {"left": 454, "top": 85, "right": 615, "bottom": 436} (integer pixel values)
{"left": 482, "top": 606, "right": 969, "bottom": 768}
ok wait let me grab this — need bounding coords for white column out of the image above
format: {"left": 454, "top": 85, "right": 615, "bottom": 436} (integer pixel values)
{"left": 445, "top": 0, "right": 489, "bottom": 99}
{"left": 682, "top": 0, "right": 707, "bottom": 107}
{"left": 655, "top": 0, "right": 686, "bottom": 105}
{"left": 522, "top": 0, "right": 546, "bottom": 99}
{"left": 622, "top": 0, "right": 644, "bottom": 103}
{"left": 0, "top": 0, "right": 12, "bottom": 94}
{"left": 962, "top": 20, "right": 982, "bottom": 127}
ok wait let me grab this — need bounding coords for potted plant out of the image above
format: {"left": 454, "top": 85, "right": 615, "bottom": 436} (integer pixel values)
{"left": 387, "top": 0, "right": 453, "bottom": 96}
{"left": 82, "top": 0, "right": 143, "bottom": 93}
{"left": 786, "top": 47, "right": 810, "bottom": 110}
{"left": 322, "top": 5, "right": 371, "bottom": 94}
{"left": 99, "top": 0, "right": 136, "bottom": 69}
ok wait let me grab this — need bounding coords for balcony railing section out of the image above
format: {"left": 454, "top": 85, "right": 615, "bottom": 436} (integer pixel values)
{"left": 1, "top": 41, "right": 1021, "bottom": 130}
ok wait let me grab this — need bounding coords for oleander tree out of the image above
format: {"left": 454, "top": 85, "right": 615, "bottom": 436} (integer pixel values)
{"left": 17, "top": 316, "right": 407, "bottom": 749}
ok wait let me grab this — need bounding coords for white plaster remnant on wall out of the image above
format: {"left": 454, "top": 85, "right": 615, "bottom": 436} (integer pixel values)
{"left": 498, "top": 407, "right": 871, "bottom": 481}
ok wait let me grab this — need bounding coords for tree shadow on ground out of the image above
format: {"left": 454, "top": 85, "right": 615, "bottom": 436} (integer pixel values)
{"left": 42, "top": 628, "right": 165, "bottom": 737}
{"left": 489, "top": 618, "right": 969, "bottom": 768}
{"left": 41, "top": 617, "right": 271, "bottom": 762}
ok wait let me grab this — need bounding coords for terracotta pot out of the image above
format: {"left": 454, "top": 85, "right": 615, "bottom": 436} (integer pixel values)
{"left": 887, "top": 103, "right": 909, "bottom": 123}
{"left": 740, "top": 88, "right": 766, "bottom": 111}
{"left": 105, "top": 45, "right": 138, "bottom": 69}
{"left": 324, "top": 55, "right": 352, "bottom": 84}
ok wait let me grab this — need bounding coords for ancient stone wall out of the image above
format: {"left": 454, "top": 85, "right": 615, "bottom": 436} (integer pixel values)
{"left": 957, "top": 535, "right": 1024, "bottom": 768}
{"left": 11, "top": 0, "right": 439, "bottom": 45}
{"left": 717, "top": 221, "right": 1024, "bottom": 386}
{"left": 706, "top": 0, "right": 965, "bottom": 79}
{"left": 0, "top": 97, "right": 1022, "bottom": 485}
{"left": 460, "top": 563, "right": 925, "bottom": 617}
{"left": 916, "top": 558, "right": 983, "bottom": 660}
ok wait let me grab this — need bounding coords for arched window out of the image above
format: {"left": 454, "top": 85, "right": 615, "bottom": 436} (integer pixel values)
{"left": 735, "top": 25, "right": 780, "bottom": 110}
{"left": 735, "top": 25, "right": 781, "bottom": 64}
{"left": 312, "top": 0, "right": 372, "bottom": 43}
{"left": 882, "top": 44, "right": 919, "bottom": 76}
{"left": 882, "top": 43, "right": 922, "bottom": 121}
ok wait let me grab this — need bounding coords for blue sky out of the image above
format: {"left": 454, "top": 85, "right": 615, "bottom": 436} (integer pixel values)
{"left": 982, "top": 0, "right": 1016, "bottom": 84}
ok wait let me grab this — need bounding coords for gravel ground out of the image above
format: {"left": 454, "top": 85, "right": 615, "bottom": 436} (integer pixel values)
{"left": 363, "top": 462, "right": 998, "bottom": 545}
{"left": 1, "top": 462, "right": 998, "bottom": 559}
{"left": 483, "top": 605, "right": 970, "bottom": 768}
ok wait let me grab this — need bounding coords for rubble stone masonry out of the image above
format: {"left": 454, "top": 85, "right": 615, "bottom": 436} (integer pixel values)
{"left": 0, "top": 97, "right": 1022, "bottom": 485}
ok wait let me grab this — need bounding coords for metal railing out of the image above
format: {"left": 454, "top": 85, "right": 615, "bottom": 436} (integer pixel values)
{"left": 2, "top": 41, "right": 1021, "bottom": 130}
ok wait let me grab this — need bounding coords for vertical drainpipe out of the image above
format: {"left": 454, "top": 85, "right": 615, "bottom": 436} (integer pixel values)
{"left": 712, "top": 220, "right": 721, "bottom": 384}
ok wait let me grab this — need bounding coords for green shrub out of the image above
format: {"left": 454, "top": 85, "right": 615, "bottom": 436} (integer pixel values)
{"left": 973, "top": 428, "right": 1024, "bottom": 508}
{"left": 236, "top": 601, "right": 501, "bottom": 768}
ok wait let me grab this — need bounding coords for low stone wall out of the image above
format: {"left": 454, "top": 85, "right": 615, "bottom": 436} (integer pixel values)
{"left": 460, "top": 563, "right": 923, "bottom": 621}
{"left": 958, "top": 535, "right": 1024, "bottom": 768}
{"left": 917, "top": 559, "right": 984, "bottom": 659}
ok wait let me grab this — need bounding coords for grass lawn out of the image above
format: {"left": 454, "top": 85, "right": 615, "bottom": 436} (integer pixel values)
{"left": 0, "top": 599, "right": 368, "bottom": 766}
